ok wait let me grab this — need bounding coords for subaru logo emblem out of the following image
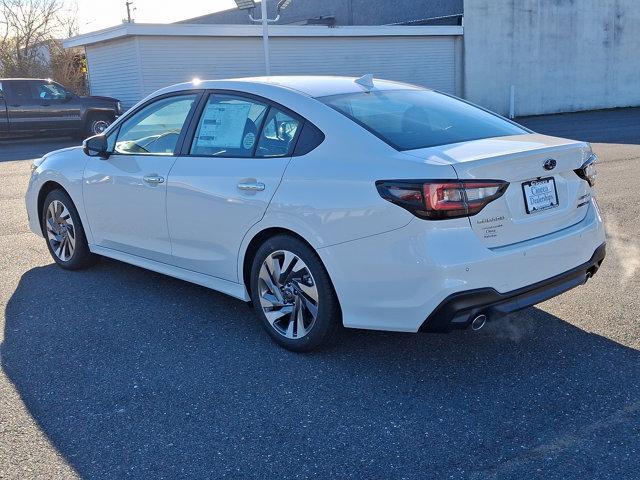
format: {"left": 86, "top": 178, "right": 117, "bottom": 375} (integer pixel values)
{"left": 543, "top": 159, "right": 557, "bottom": 171}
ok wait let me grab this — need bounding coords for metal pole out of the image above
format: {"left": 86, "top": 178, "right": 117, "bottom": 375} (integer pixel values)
{"left": 125, "top": 1, "right": 133, "bottom": 23}
{"left": 509, "top": 85, "right": 516, "bottom": 119}
{"left": 261, "top": 0, "right": 270, "bottom": 75}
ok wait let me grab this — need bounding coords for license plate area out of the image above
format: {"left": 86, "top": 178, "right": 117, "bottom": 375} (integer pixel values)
{"left": 521, "top": 177, "right": 559, "bottom": 214}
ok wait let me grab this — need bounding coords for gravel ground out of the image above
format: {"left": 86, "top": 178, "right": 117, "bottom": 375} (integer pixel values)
{"left": 0, "top": 110, "right": 639, "bottom": 479}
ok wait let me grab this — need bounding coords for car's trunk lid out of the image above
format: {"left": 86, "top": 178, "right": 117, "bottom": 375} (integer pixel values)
{"left": 403, "top": 134, "right": 593, "bottom": 247}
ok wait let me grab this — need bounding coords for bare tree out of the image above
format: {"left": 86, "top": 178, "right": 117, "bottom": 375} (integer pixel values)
{"left": 0, "top": 0, "right": 86, "bottom": 93}
{"left": 0, "top": 0, "right": 63, "bottom": 77}
{"left": 48, "top": 4, "right": 86, "bottom": 94}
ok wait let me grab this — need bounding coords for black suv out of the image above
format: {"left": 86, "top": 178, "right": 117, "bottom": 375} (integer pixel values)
{"left": 0, "top": 78, "right": 122, "bottom": 139}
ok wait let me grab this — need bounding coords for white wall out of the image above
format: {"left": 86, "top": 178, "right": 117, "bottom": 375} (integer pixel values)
{"left": 464, "top": 0, "right": 640, "bottom": 116}
{"left": 86, "top": 37, "right": 143, "bottom": 108}
{"left": 86, "top": 34, "right": 461, "bottom": 108}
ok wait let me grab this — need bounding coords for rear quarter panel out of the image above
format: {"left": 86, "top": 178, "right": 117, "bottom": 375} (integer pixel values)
{"left": 237, "top": 96, "right": 458, "bottom": 281}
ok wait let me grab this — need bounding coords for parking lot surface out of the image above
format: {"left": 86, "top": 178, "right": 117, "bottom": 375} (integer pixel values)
{"left": 1, "top": 109, "right": 639, "bottom": 479}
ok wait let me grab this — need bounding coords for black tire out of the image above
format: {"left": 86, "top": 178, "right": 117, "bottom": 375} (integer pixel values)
{"left": 249, "top": 234, "right": 340, "bottom": 352}
{"left": 41, "top": 189, "right": 98, "bottom": 270}
{"left": 85, "top": 113, "right": 112, "bottom": 137}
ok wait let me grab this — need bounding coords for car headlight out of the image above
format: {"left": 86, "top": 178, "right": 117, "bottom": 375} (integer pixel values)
{"left": 31, "top": 156, "right": 45, "bottom": 173}
{"left": 575, "top": 153, "right": 597, "bottom": 187}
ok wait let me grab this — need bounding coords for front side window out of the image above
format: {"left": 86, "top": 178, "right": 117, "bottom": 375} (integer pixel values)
{"left": 33, "top": 81, "right": 68, "bottom": 100}
{"left": 321, "top": 89, "right": 527, "bottom": 151}
{"left": 113, "top": 94, "right": 198, "bottom": 155}
{"left": 190, "top": 94, "right": 268, "bottom": 157}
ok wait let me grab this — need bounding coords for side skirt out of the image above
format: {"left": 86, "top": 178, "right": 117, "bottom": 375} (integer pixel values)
{"left": 89, "top": 245, "right": 250, "bottom": 301}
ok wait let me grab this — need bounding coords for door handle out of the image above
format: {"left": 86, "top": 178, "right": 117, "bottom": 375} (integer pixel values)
{"left": 237, "top": 181, "right": 265, "bottom": 192}
{"left": 143, "top": 174, "right": 165, "bottom": 185}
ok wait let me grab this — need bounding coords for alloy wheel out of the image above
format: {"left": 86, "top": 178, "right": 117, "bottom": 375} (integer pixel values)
{"left": 92, "top": 120, "right": 110, "bottom": 134}
{"left": 45, "top": 200, "right": 76, "bottom": 261}
{"left": 258, "top": 250, "right": 319, "bottom": 339}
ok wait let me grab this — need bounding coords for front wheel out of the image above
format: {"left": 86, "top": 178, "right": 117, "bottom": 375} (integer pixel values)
{"left": 41, "top": 189, "right": 98, "bottom": 270}
{"left": 85, "top": 113, "right": 112, "bottom": 137}
{"left": 249, "top": 235, "right": 340, "bottom": 352}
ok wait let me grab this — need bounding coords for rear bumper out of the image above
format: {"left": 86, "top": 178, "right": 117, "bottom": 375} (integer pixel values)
{"left": 318, "top": 198, "right": 606, "bottom": 333}
{"left": 419, "top": 242, "right": 606, "bottom": 332}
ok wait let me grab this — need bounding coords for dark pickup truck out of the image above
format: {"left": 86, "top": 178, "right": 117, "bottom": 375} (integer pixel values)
{"left": 0, "top": 78, "right": 122, "bottom": 139}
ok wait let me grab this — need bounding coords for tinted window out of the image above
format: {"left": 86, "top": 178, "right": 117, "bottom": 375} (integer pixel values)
{"left": 321, "top": 89, "right": 527, "bottom": 150}
{"left": 114, "top": 94, "right": 198, "bottom": 155}
{"left": 8, "top": 81, "right": 32, "bottom": 100}
{"left": 33, "top": 81, "right": 68, "bottom": 100}
{"left": 191, "top": 94, "right": 268, "bottom": 157}
{"left": 293, "top": 121, "right": 325, "bottom": 156}
{"left": 255, "top": 108, "right": 300, "bottom": 157}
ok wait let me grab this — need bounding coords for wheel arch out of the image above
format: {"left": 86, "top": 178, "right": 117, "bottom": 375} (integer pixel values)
{"left": 240, "top": 227, "right": 342, "bottom": 322}
{"left": 84, "top": 108, "right": 116, "bottom": 122}
{"left": 241, "top": 227, "right": 311, "bottom": 294}
{"left": 37, "top": 181, "right": 69, "bottom": 235}
{"left": 83, "top": 109, "right": 116, "bottom": 133}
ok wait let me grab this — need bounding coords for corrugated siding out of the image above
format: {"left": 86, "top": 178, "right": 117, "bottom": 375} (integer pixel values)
{"left": 138, "top": 36, "right": 267, "bottom": 95}
{"left": 269, "top": 36, "right": 456, "bottom": 93}
{"left": 86, "top": 37, "right": 142, "bottom": 108}
{"left": 88, "top": 35, "right": 458, "bottom": 108}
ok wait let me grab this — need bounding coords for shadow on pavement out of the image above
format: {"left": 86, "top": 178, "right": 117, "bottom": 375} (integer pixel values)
{"left": 518, "top": 107, "right": 640, "bottom": 145}
{"left": 3, "top": 260, "right": 639, "bottom": 479}
{"left": 0, "top": 138, "right": 78, "bottom": 162}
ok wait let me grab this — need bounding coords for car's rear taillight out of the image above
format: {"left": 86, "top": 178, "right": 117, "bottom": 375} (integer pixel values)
{"left": 574, "top": 153, "right": 597, "bottom": 187}
{"left": 375, "top": 179, "right": 509, "bottom": 220}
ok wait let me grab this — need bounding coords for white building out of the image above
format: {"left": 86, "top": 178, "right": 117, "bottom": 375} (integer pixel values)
{"left": 64, "top": 0, "right": 640, "bottom": 117}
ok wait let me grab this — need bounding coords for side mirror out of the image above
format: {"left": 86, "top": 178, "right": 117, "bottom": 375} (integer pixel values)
{"left": 83, "top": 134, "right": 110, "bottom": 159}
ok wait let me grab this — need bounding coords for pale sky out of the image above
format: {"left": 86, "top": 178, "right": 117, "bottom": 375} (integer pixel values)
{"left": 72, "top": 0, "right": 238, "bottom": 34}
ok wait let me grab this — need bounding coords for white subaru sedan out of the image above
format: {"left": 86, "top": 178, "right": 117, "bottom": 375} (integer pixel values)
{"left": 26, "top": 76, "right": 605, "bottom": 351}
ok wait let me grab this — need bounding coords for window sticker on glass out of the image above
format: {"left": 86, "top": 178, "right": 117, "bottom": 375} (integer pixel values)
{"left": 197, "top": 103, "right": 252, "bottom": 149}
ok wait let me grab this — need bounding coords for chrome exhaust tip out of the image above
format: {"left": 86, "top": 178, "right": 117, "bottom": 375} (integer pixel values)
{"left": 471, "top": 314, "right": 487, "bottom": 331}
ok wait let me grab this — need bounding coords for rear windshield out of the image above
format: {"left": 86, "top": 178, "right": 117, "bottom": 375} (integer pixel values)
{"left": 320, "top": 89, "right": 527, "bottom": 150}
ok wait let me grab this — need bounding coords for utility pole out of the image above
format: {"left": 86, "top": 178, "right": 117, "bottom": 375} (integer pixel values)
{"left": 125, "top": 1, "right": 134, "bottom": 23}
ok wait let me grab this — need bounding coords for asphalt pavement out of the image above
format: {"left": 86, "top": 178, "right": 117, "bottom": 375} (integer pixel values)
{"left": 0, "top": 110, "right": 639, "bottom": 479}
{"left": 0, "top": 137, "right": 78, "bottom": 162}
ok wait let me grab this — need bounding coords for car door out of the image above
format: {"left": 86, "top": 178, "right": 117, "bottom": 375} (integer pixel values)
{"left": 30, "top": 80, "right": 82, "bottom": 131}
{"left": 83, "top": 92, "right": 200, "bottom": 263}
{"left": 3, "top": 80, "right": 45, "bottom": 132}
{"left": 167, "top": 92, "right": 302, "bottom": 282}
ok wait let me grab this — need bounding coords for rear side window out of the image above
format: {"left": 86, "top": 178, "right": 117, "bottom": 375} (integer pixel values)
{"left": 320, "top": 89, "right": 526, "bottom": 151}
{"left": 8, "top": 81, "right": 33, "bottom": 100}
{"left": 255, "top": 108, "right": 300, "bottom": 157}
{"left": 190, "top": 94, "right": 268, "bottom": 157}
{"left": 293, "top": 121, "right": 325, "bottom": 156}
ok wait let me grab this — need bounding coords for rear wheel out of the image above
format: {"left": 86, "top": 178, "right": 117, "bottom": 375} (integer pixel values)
{"left": 249, "top": 235, "right": 340, "bottom": 352}
{"left": 41, "top": 189, "right": 98, "bottom": 270}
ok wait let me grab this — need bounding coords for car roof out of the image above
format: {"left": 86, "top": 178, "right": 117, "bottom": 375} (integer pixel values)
{"left": 170, "top": 75, "right": 423, "bottom": 99}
